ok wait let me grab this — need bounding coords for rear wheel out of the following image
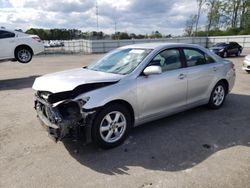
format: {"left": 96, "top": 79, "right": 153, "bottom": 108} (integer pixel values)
{"left": 208, "top": 82, "right": 227, "bottom": 109}
{"left": 15, "top": 47, "right": 33, "bottom": 63}
{"left": 91, "top": 104, "right": 132, "bottom": 149}
{"left": 235, "top": 50, "right": 241, "bottom": 57}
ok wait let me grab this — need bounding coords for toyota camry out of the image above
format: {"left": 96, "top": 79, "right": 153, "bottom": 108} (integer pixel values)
{"left": 32, "top": 43, "right": 235, "bottom": 148}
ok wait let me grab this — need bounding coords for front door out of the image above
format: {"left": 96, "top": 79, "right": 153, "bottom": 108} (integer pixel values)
{"left": 136, "top": 48, "right": 188, "bottom": 121}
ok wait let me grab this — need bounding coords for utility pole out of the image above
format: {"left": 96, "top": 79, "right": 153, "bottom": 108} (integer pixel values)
{"left": 96, "top": 0, "right": 99, "bottom": 32}
{"left": 114, "top": 20, "right": 117, "bottom": 40}
{"left": 114, "top": 7, "right": 118, "bottom": 40}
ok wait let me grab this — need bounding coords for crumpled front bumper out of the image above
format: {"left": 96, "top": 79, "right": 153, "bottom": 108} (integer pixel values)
{"left": 34, "top": 94, "right": 96, "bottom": 143}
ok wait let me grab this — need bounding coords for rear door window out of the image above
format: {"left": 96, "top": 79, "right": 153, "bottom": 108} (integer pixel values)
{"left": 183, "top": 49, "right": 206, "bottom": 67}
{"left": 183, "top": 48, "right": 215, "bottom": 67}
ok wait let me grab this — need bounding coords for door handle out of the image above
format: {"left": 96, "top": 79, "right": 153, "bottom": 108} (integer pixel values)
{"left": 213, "top": 67, "right": 217, "bottom": 71}
{"left": 178, "top": 73, "right": 186, "bottom": 79}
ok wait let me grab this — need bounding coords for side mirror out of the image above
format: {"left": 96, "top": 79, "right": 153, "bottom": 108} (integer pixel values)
{"left": 143, "top": 65, "right": 162, "bottom": 76}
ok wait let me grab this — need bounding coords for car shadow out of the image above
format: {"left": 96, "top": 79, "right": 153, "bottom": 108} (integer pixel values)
{"left": 0, "top": 75, "right": 40, "bottom": 90}
{"left": 62, "top": 93, "right": 250, "bottom": 175}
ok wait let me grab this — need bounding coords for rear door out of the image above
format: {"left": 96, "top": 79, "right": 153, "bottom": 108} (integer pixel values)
{"left": 0, "top": 30, "right": 16, "bottom": 59}
{"left": 182, "top": 48, "right": 219, "bottom": 105}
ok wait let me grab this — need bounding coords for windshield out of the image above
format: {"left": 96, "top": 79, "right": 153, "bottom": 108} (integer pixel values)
{"left": 87, "top": 48, "right": 152, "bottom": 75}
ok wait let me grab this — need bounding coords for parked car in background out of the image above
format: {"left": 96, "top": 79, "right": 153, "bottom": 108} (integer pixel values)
{"left": 43, "top": 41, "right": 50, "bottom": 48}
{"left": 209, "top": 42, "right": 243, "bottom": 58}
{"left": 32, "top": 43, "right": 235, "bottom": 149}
{"left": 0, "top": 29, "right": 44, "bottom": 63}
{"left": 242, "top": 54, "right": 250, "bottom": 73}
{"left": 45, "top": 40, "right": 64, "bottom": 48}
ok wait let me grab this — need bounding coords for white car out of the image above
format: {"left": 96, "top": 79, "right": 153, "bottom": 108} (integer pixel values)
{"left": 0, "top": 29, "right": 44, "bottom": 63}
{"left": 242, "top": 55, "right": 250, "bottom": 73}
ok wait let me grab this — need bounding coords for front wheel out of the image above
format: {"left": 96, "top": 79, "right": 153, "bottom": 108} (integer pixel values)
{"left": 208, "top": 82, "right": 227, "bottom": 109}
{"left": 15, "top": 47, "right": 33, "bottom": 63}
{"left": 223, "top": 51, "right": 228, "bottom": 58}
{"left": 92, "top": 104, "right": 132, "bottom": 149}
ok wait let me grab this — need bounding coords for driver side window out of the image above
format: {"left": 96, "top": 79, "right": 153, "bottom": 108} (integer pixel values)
{"left": 149, "top": 49, "right": 182, "bottom": 72}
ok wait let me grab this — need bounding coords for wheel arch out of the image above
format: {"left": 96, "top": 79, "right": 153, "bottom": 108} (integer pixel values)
{"left": 14, "top": 44, "right": 34, "bottom": 56}
{"left": 217, "top": 79, "right": 229, "bottom": 94}
{"left": 101, "top": 99, "right": 135, "bottom": 126}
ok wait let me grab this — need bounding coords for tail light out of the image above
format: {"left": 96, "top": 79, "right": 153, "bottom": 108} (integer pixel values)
{"left": 32, "top": 36, "right": 42, "bottom": 43}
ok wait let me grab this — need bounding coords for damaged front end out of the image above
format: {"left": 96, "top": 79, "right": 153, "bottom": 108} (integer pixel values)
{"left": 34, "top": 91, "right": 96, "bottom": 143}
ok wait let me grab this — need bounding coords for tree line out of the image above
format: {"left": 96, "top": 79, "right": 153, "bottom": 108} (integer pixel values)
{"left": 185, "top": 0, "right": 250, "bottom": 36}
{"left": 25, "top": 28, "right": 172, "bottom": 40}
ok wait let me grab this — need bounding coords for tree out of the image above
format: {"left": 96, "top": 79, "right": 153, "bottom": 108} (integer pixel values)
{"left": 111, "top": 32, "right": 130, "bottom": 40}
{"left": 240, "top": 0, "right": 250, "bottom": 29}
{"left": 184, "top": 14, "right": 198, "bottom": 36}
{"left": 150, "top": 31, "right": 163, "bottom": 38}
{"left": 185, "top": 0, "right": 250, "bottom": 36}
{"left": 221, "top": 0, "right": 242, "bottom": 28}
{"left": 195, "top": 0, "right": 206, "bottom": 36}
{"left": 206, "top": 0, "right": 222, "bottom": 32}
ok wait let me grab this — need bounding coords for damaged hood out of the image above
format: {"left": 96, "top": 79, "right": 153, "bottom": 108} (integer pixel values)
{"left": 32, "top": 68, "right": 124, "bottom": 93}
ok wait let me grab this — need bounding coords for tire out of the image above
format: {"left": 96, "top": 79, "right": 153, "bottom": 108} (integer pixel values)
{"left": 235, "top": 50, "right": 241, "bottom": 57}
{"left": 223, "top": 51, "right": 228, "bottom": 58}
{"left": 246, "top": 70, "right": 250, "bottom": 74}
{"left": 208, "top": 82, "right": 227, "bottom": 109}
{"left": 91, "top": 104, "right": 132, "bottom": 149}
{"left": 15, "top": 47, "right": 33, "bottom": 63}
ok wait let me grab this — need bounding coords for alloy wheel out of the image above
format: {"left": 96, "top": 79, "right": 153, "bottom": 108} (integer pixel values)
{"left": 17, "top": 49, "right": 32, "bottom": 63}
{"left": 99, "top": 111, "right": 127, "bottom": 143}
{"left": 213, "top": 85, "right": 225, "bottom": 106}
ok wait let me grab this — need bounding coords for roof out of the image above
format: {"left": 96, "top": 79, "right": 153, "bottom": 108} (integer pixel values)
{"left": 120, "top": 42, "right": 202, "bottom": 50}
{"left": 0, "top": 28, "right": 27, "bottom": 36}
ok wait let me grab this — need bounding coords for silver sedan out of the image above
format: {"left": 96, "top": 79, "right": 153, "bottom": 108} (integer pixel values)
{"left": 33, "top": 43, "right": 236, "bottom": 148}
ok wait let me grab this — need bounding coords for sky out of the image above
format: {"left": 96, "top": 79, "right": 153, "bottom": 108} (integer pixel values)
{"left": 0, "top": 0, "right": 207, "bottom": 35}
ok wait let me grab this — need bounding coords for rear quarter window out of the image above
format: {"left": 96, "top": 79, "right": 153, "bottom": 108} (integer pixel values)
{"left": 0, "top": 30, "right": 15, "bottom": 39}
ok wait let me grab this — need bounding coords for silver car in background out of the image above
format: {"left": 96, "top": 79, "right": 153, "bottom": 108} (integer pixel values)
{"left": 32, "top": 43, "right": 236, "bottom": 148}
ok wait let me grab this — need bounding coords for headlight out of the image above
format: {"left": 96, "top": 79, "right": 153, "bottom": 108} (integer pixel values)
{"left": 76, "top": 97, "right": 90, "bottom": 106}
{"left": 219, "top": 49, "right": 224, "bottom": 52}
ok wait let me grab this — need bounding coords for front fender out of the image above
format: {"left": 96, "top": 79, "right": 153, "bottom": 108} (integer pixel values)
{"left": 74, "top": 80, "right": 138, "bottom": 118}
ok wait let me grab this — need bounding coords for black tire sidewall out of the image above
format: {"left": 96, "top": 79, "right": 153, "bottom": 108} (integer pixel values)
{"left": 208, "top": 82, "right": 226, "bottom": 109}
{"left": 236, "top": 50, "right": 240, "bottom": 57}
{"left": 91, "top": 104, "right": 132, "bottom": 149}
{"left": 15, "top": 47, "right": 32, "bottom": 63}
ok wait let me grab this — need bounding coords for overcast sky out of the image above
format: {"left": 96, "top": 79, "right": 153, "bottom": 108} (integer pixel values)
{"left": 0, "top": 0, "right": 207, "bottom": 35}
